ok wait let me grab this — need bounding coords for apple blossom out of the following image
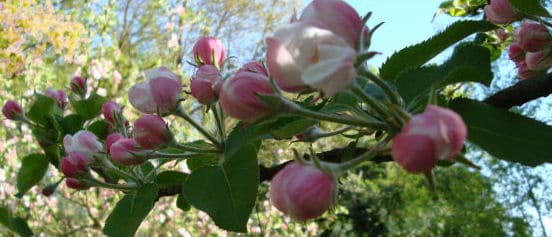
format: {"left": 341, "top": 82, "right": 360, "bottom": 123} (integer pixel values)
{"left": 266, "top": 22, "right": 356, "bottom": 96}
{"left": 63, "top": 130, "right": 103, "bottom": 162}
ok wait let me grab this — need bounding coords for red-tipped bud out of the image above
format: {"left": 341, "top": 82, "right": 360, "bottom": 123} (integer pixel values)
{"left": 508, "top": 42, "right": 525, "bottom": 64}
{"left": 41, "top": 183, "right": 58, "bottom": 197}
{"left": 238, "top": 61, "right": 269, "bottom": 76}
{"left": 60, "top": 152, "right": 89, "bottom": 178}
{"left": 2, "top": 100, "right": 24, "bottom": 120}
{"left": 484, "top": 0, "right": 520, "bottom": 24}
{"left": 129, "top": 67, "right": 182, "bottom": 114}
{"left": 300, "top": 0, "right": 363, "bottom": 49}
{"left": 63, "top": 130, "right": 103, "bottom": 162}
{"left": 190, "top": 65, "right": 223, "bottom": 104}
{"left": 110, "top": 138, "right": 143, "bottom": 165}
{"left": 105, "top": 133, "right": 124, "bottom": 155}
{"left": 102, "top": 101, "right": 124, "bottom": 125}
{"left": 219, "top": 71, "right": 274, "bottom": 122}
{"left": 193, "top": 37, "right": 226, "bottom": 68}
{"left": 133, "top": 114, "right": 171, "bottom": 149}
{"left": 270, "top": 162, "right": 335, "bottom": 221}
{"left": 70, "top": 76, "right": 86, "bottom": 96}
{"left": 392, "top": 105, "right": 467, "bottom": 173}
{"left": 66, "top": 178, "right": 88, "bottom": 190}
{"left": 44, "top": 87, "right": 67, "bottom": 109}
{"left": 515, "top": 22, "right": 551, "bottom": 52}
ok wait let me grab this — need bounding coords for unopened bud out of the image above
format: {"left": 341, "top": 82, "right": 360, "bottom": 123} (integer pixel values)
{"left": 193, "top": 36, "right": 226, "bottom": 68}
{"left": 190, "top": 65, "right": 223, "bottom": 104}
{"left": 60, "top": 152, "right": 89, "bottom": 178}
{"left": 2, "top": 100, "right": 24, "bottom": 121}
{"left": 110, "top": 138, "right": 144, "bottom": 165}
{"left": 219, "top": 71, "right": 274, "bottom": 122}
{"left": 133, "top": 114, "right": 172, "bottom": 149}
{"left": 270, "top": 162, "right": 335, "bottom": 221}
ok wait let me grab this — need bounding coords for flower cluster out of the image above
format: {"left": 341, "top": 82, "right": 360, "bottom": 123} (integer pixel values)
{"left": 483, "top": 0, "right": 552, "bottom": 79}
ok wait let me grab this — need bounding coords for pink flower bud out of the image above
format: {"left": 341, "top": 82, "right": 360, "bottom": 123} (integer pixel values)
{"left": 392, "top": 105, "right": 467, "bottom": 173}
{"left": 300, "top": 0, "right": 363, "bottom": 49}
{"left": 219, "top": 71, "right": 274, "bottom": 122}
{"left": 2, "top": 100, "right": 24, "bottom": 120}
{"left": 129, "top": 67, "right": 182, "bottom": 114}
{"left": 110, "top": 138, "right": 143, "bottom": 165}
{"left": 266, "top": 22, "right": 357, "bottom": 96}
{"left": 102, "top": 101, "right": 123, "bottom": 125}
{"left": 44, "top": 87, "right": 67, "bottom": 109}
{"left": 508, "top": 42, "right": 525, "bottom": 64}
{"left": 193, "top": 37, "right": 226, "bottom": 68}
{"left": 515, "top": 22, "right": 551, "bottom": 52}
{"left": 270, "top": 162, "right": 334, "bottom": 221}
{"left": 517, "top": 62, "right": 537, "bottom": 80}
{"left": 391, "top": 134, "right": 437, "bottom": 173}
{"left": 63, "top": 131, "right": 103, "bottom": 162}
{"left": 70, "top": 76, "right": 86, "bottom": 95}
{"left": 238, "top": 61, "right": 269, "bottom": 76}
{"left": 66, "top": 178, "right": 88, "bottom": 190}
{"left": 133, "top": 114, "right": 171, "bottom": 149}
{"left": 60, "top": 152, "right": 89, "bottom": 178}
{"left": 484, "top": 0, "right": 520, "bottom": 24}
{"left": 105, "top": 133, "right": 124, "bottom": 155}
{"left": 190, "top": 65, "right": 223, "bottom": 104}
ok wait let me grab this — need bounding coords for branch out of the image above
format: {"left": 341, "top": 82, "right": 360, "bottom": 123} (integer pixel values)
{"left": 483, "top": 73, "right": 552, "bottom": 109}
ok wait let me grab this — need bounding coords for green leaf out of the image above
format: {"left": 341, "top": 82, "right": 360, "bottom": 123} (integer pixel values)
{"left": 103, "top": 183, "right": 159, "bottom": 237}
{"left": 176, "top": 193, "right": 191, "bottom": 212}
{"left": 87, "top": 120, "right": 110, "bottom": 140}
{"left": 0, "top": 207, "right": 11, "bottom": 231}
{"left": 183, "top": 143, "right": 259, "bottom": 232}
{"left": 0, "top": 206, "right": 33, "bottom": 236}
{"left": 450, "top": 99, "right": 552, "bottom": 166}
{"left": 59, "top": 114, "right": 85, "bottom": 135}
{"left": 70, "top": 93, "right": 107, "bottom": 120}
{"left": 508, "top": 0, "right": 551, "bottom": 17}
{"left": 186, "top": 154, "right": 218, "bottom": 171}
{"left": 270, "top": 118, "right": 316, "bottom": 139}
{"left": 155, "top": 171, "right": 188, "bottom": 188}
{"left": 380, "top": 20, "right": 496, "bottom": 81}
{"left": 28, "top": 94, "right": 58, "bottom": 125}
{"left": 396, "top": 44, "right": 493, "bottom": 105}
{"left": 10, "top": 217, "right": 33, "bottom": 237}
{"left": 16, "top": 154, "right": 49, "bottom": 198}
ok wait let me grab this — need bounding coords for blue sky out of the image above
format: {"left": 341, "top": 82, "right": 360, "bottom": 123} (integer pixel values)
{"left": 343, "top": 0, "right": 455, "bottom": 66}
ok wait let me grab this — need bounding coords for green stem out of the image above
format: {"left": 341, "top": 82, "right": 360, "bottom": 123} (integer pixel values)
{"left": 212, "top": 103, "right": 226, "bottom": 146}
{"left": 357, "top": 67, "right": 402, "bottom": 106}
{"left": 280, "top": 97, "right": 387, "bottom": 130}
{"left": 337, "top": 141, "right": 388, "bottom": 172}
{"left": 351, "top": 85, "right": 395, "bottom": 123}
{"left": 100, "top": 158, "right": 141, "bottom": 184}
{"left": 171, "top": 142, "right": 220, "bottom": 153}
{"left": 151, "top": 151, "right": 199, "bottom": 159}
{"left": 83, "top": 177, "right": 138, "bottom": 191}
{"left": 174, "top": 106, "right": 222, "bottom": 148}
